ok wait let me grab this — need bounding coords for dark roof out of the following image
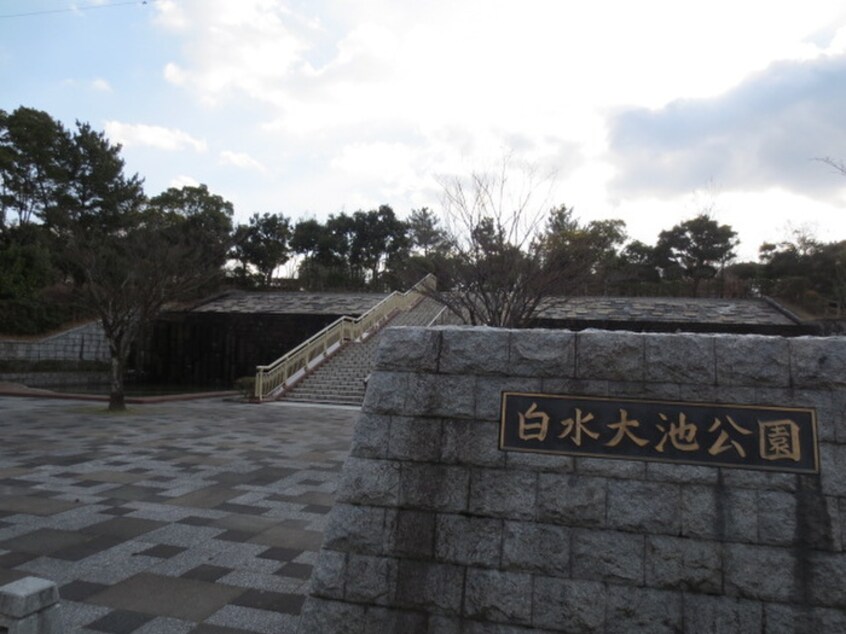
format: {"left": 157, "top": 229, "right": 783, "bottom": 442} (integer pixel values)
{"left": 191, "top": 292, "right": 388, "bottom": 316}
{"left": 534, "top": 296, "right": 807, "bottom": 335}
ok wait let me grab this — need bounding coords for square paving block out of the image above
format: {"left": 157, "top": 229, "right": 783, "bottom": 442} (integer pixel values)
{"left": 59, "top": 580, "right": 110, "bottom": 602}
{"left": 82, "top": 517, "right": 167, "bottom": 539}
{"left": 89, "top": 573, "right": 245, "bottom": 622}
{"left": 0, "top": 528, "right": 92, "bottom": 556}
{"left": 181, "top": 565, "right": 231, "bottom": 583}
{"left": 0, "top": 495, "right": 80, "bottom": 516}
{"left": 275, "top": 563, "right": 313, "bottom": 580}
{"left": 138, "top": 544, "right": 187, "bottom": 559}
{"left": 210, "top": 515, "right": 281, "bottom": 534}
{"left": 249, "top": 527, "right": 324, "bottom": 551}
{"left": 81, "top": 471, "right": 150, "bottom": 485}
{"left": 100, "top": 486, "right": 166, "bottom": 503}
{"left": 52, "top": 534, "right": 124, "bottom": 561}
{"left": 165, "top": 487, "right": 241, "bottom": 509}
{"left": 87, "top": 608, "right": 154, "bottom": 633}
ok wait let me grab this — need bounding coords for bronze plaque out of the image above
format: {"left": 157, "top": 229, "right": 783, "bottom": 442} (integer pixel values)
{"left": 500, "top": 392, "right": 819, "bottom": 474}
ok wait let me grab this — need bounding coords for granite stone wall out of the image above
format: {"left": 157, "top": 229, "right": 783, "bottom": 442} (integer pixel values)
{"left": 0, "top": 321, "right": 109, "bottom": 363}
{"left": 300, "top": 326, "right": 846, "bottom": 633}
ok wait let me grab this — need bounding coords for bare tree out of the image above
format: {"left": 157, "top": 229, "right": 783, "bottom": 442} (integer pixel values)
{"left": 815, "top": 156, "right": 846, "bottom": 176}
{"left": 428, "top": 157, "right": 566, "bottom": 327}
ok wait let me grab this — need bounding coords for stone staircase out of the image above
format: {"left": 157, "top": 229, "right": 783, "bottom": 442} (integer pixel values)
{"left": 277, "top": 296, "right": 445, "bottom": 406}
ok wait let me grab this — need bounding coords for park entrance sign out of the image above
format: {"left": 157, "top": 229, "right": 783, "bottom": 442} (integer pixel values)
{"left": 500, "top": 392, "right": 819, "bottom": 474}
{"left": 301, "top": 327, "right": 846, "bottom": 632}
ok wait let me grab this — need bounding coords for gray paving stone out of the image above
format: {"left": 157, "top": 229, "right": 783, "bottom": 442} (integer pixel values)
{"left": 0, "top": 397, "right": 357, "bottom": 633}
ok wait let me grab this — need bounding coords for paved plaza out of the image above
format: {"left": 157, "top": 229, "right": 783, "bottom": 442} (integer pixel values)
{"left": 0, "top": 396, "right": 358, "bottom": 633}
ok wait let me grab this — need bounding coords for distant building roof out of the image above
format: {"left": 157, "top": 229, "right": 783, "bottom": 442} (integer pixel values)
{"left": 191, "top": 291, "right": 388, "bottom": 316}
{"left": 534, "top": 296, "right": 808, "bottom": 335}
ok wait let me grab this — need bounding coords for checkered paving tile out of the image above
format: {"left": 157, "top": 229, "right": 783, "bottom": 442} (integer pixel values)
{"left": 0, "top": 398, "right": 357, "bottom": 633}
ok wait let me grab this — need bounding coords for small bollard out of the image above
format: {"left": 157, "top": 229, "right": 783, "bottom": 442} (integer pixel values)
{"left": 0, "top": 576, "right": 63, "bottom": 634}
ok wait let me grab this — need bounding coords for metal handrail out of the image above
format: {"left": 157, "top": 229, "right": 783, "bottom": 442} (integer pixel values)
{"left": 254, "top": 274, "right": 436, "bottom": 400}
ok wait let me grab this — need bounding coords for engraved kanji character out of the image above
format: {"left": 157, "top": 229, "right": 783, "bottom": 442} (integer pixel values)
{"left": 708, "top": 415, "right": 752, "bottom": 457}
{"left": 605, "top": 408, "right": 649, "bottom": 448}
{"left": 558, "top": 408, "right": 600, "bottom": 446}
{"left": 655, "top": 412, "right": 700, "bottom": 453}
{"left": 759, "top": 419, "right": 801, "bottom": 462}
{"left": 518, "top": 402, "right": 550, "bottom": 441}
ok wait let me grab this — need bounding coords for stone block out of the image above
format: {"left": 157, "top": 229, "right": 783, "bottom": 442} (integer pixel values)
{"left": 336, "top": 457, "right": 400, "bottom": 506}
{"left": 504, "top": 450, "right": 574, "bottom": 473}
{"left": 680, "top": 384, "right": 756, "bottom": 405}
{"left": 475, "top": 376, "right": 543, "bottom": 422}
{"left": 350, "top": 414, "right": 391, "bottom": 459}
{"left": 468, "top": 468, "right": 537, "bottom": 519}
{"left": 536, "top": 473, "right": 606, "bottom": 527}
{"left": 298, "top": 596, "right": 366, "bottom": 634}
{"left": 362, "top": 371, "right": 409, "bottom": 415}
{"left": 399, "top": 463, "right": 469, "bottom": 512}
{"left": 575, "top": 456, "right": 646, "bottom": 479}
{"left": 577, "top": 330, "right": 645, "bottom": 381}
{"left": 682, "top": 593, "right": 763, "bottom": 634}
{"left": 501, "top": 521, "right": 569, "bottom": 575}
{"left": 406, "top": 374, "right": 477, "bottom": 419}
{"left": 753, "top": 386, "right": 834, "bottom": 442}
{"left": 310, "top": 549, "right": 346, "bottom": 600}
{"left": 757, "top": 490, "right": 797, "bottom": 545}
{"left": 363, "top": 606, "right": 429, "bottom": 634}
{"left": 531, "top": 576, "right": 605, "bottom": 631}
{"left": 719, "top": 467, "right": 797, "bottom": 493}
{"left": 606, "top": 480, "right": 681, "bottom": 534}
{"left": 715, "top": 334, "right": 790, "bottom": 387}
{"left": 724, "top": 543, "right": 798, "bottom": 602}
{"left": 0, "top": 576, "right": 59, "bottom": 618}
{"left": 606, "top": 380, "right": 681, "bottom": 401}
{"left": 441, "top": 419, "right": 506, "bottom": 467}
{"left": 605, "top": 584, "right": 682, "bottom": 634}
{"left": 387, "top": 416, "right": 442, "bottom": 462}
{"left": 571, "top": 529, "right": 644, "bottom": 585}
{"left": 764, "top": 602, "right": 846, "bottom": 634}
{"left": 385, "top": 509, "right": 436, "bottom": 559}
{"left": 790, "top": 336, "right": 846, "bottom": 388}
{"left": 435, "top": 514, "right": 503, "bottom": 566}
{"left": 323, "top": 504, "right": 387, "bottom": 555}
{"left": 645, "top": 462, "right": 719, "bottom": 485}
{"left": 819, "top": 442, "right": 846, "bottom": 497}
{"left": 345, "top": 554, "right": 397, "bottom": 605}
{"left": 439, "top": 327, "right": 510, "bottom": 375}
{"left": 833, "top": 390, "right": 846, "bottom": 444}
{"left": 644, "top": 333, "right": 716, "bottom": 385}
{"left": 681, "top": 484, "right": 758, "bottom": 542}
{"left": 394, "top": 560, "right": 464, "bottom": 615}
{"left": 509, "top": 329, "right": 576, "bottom": 377}
{"left": 807, "top": 551, "right": 846, "bottom": 608}
{"left": 540, "top": 377, "right": 609, "bottom": 397}
{"left": 463, "top": 568, "right": 532, "bottom": 625}
{"left": 374, "top": 327, "right": 440, "bottom": 372}
{"left": 645, "top": 535, "right": 722, "bottom": 594}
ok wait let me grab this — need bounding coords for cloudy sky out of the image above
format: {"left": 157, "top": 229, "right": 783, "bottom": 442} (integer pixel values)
{"left": 2, "top": 0, "right": 846, "bottom": 260}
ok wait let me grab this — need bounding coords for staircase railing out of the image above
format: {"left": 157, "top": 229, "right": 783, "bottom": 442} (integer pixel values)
{"left": 253, "top": 274, "right": 436, "bottom": 401}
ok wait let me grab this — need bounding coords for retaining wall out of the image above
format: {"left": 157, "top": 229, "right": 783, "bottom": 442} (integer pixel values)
{"left": 0, "top": 321, "right": 109, "bottom": 363}
{"left": 301, "top": 326, "right": 846, "bottom": 633}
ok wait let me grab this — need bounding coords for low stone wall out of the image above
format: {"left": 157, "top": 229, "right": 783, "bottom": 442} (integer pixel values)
{"left": 0, "top": 321, "right": 109, "bottom": 363}
{"left": 301, "top": 326, "right": 846, "bottom": 632}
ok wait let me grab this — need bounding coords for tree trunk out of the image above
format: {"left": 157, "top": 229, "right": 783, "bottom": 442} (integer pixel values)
{"left": 108, "top": 343, "right": 127, "bottom": 412}
{"left": 108, "top": 354, "right": 126, "bottom": 411}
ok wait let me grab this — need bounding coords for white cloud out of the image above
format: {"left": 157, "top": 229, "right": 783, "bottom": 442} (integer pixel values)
{"left": 169, "top": 175, "right": 201, "bottom": 189}
{"left": 219, "top": 150, "right": 267, "bottom": 173}
{"left": 91, "top": 78, "right": 112, "bottom": 92}
{"left": 104, "top": 121, "right": 208, "bottom": 153}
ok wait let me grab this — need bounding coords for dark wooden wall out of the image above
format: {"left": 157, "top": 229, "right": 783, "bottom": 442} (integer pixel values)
{"left": 145, "top": 312, "right": 340, "bottom": 387}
